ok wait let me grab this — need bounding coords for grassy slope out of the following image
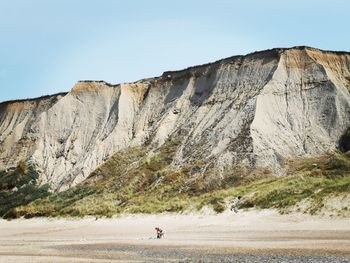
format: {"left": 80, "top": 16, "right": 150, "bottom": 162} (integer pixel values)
{"left": 0, "top": 161, "right": 50, "bottom": 218}
{"left": 8, "top": 141, "right": 350, "bottom": 219}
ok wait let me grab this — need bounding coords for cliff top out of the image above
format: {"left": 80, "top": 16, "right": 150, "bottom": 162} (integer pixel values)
{"left": 1, "top": 46, "right": 348, "bottom": 104}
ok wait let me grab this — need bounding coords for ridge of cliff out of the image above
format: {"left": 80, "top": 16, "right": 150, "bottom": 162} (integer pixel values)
{"left": 0, "top": 46, "right": 349, "bottom": 191}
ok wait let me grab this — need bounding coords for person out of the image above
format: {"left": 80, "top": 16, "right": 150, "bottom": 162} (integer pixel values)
{"left": 155, "top": 227, "right": 164, "bottom": 239}
{"left": 230, "top": 196, "right": 242, "bottom": 213}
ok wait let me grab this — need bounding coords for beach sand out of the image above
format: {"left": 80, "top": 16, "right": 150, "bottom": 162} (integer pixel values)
{"left": 0, "top": 210, "right": 349, "bottom": 262}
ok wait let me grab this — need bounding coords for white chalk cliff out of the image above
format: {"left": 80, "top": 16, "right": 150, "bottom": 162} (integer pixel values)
{"left": 0, "top": 47, "right": 349, "bottom": 191}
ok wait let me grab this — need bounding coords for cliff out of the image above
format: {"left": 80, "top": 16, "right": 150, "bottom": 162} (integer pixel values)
{"left": 0, "top": 46, "right": 349, "bottom": 191}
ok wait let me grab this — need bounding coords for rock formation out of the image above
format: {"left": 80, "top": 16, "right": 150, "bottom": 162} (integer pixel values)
{"left": 0, "top": 47, "right": 349, "bottom": 191}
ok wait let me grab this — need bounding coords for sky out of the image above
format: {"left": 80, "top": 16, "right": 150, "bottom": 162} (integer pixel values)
{"left": 0, "top": 0, "right": 349, "bottom": 102}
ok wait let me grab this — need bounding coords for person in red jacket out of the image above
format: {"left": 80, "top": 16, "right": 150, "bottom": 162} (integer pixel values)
{"left": 155, "top": 227, "right": 164, "bottom": 239}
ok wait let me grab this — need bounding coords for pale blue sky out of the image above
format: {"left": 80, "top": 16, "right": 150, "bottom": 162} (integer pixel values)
{"left": 0, "top": 0, "right": 349, "bottom": 102}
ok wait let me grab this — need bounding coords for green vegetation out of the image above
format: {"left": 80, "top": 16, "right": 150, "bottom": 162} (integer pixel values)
{"left": 197, "top": 152, "right": 350, "bottom": 215}
{"left": 3, "top": 142, "right": 350, "bottom": 219}
{"left": 0, "top": 161, "right": 51, "bottom": 218}
{"left": 339, "top": 127, "right": 350, "bottom": 152}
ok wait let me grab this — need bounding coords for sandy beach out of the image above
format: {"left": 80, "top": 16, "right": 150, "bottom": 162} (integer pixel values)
{"left": 0, "top": 210, "right": 349, "bottom": 262}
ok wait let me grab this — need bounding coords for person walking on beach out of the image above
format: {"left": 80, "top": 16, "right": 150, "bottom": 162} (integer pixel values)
{"left": 230, "top": 196, "right": 242, "bottom": 213}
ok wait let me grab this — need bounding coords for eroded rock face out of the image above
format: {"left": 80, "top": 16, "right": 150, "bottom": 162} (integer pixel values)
{"left": 0, "top": 47, "right": 349, "bottom": 190}
{"left": 251, "top": 49, "right": 350, "bottom": 172}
